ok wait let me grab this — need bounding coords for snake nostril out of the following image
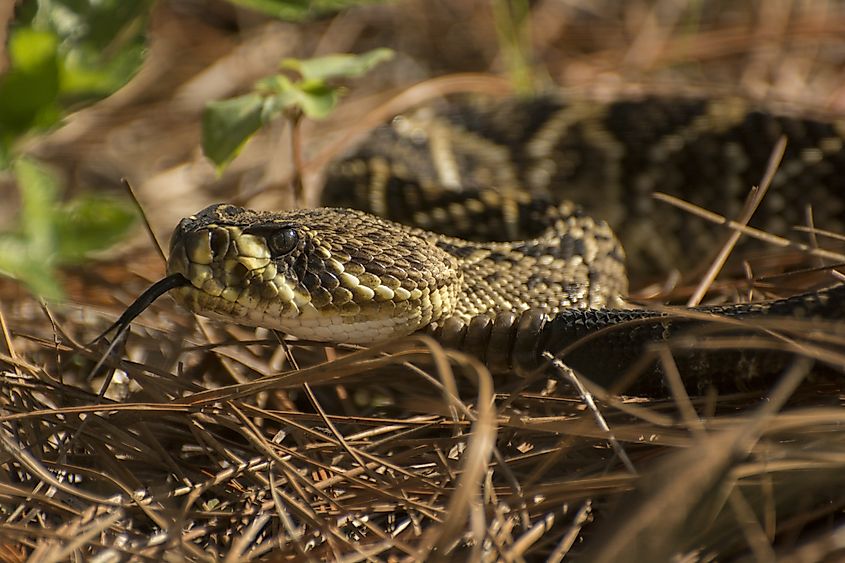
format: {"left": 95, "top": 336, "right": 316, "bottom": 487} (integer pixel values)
{"left": 210, "top": 229, "right": 230, "bottom": 257}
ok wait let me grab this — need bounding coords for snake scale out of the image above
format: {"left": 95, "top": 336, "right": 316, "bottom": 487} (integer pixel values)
{"left": 159, "top": 95, "right": 845, "bottom": 396}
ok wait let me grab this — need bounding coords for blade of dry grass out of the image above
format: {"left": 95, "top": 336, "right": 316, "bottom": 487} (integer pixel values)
{"left": 687, "top": 136, "right": 787, "bottom": 306}
{"left": 580, "top": 358, "right": 812, "bottom": 562}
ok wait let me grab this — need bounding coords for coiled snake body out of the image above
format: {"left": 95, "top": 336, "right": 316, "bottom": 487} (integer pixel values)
{"left": 165, "top": 95, "right": 845, "bottom": 394}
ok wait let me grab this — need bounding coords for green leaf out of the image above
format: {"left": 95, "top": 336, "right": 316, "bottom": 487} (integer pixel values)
{"left": 223, "top": 0, "right": 311, "bottom": 20}
{"left": 255, "top": 74, "right": 294, "bottom": 98}
{"left": 0, "top": 158, "right": 136, "bottom": 299}
{"left": 0, "top": 28, "right": 61, "bottom": 139}
{"left": 10, "top": 27, "right": 58, "bottom": 70}
{"left": 260, "top": 77, "right": 339, "bottom": 119}
{"left": 0, "top": 1, "right": 151, "bottom": 155}
{"left": 54, "top": 196, "right": 137, "bottom": 262}
{"left": 221, "top": 0, "right": 385, "bottom": 21}
{"left": 0, "top": 159, "right": 62, "bottom": 298}
{"left": 202, "top": 93, "right": 268, "bottom": 169}
{"left": 60, "top": 44, "right": 147, "bottom": 98}
{"left": 281, "top": 48, "right": 394, "bottom": 81}
{"left": 0, "top": 235, "right": 63, "bottom": 300}
{"left": 15, "top": 158, "right": 59, "bottom": 257}
{"left": 289, "top": 80, "right": 340, "bottom": 119}
{"left": 49, "top": 0, "right": 151, "bottom": 101}
{"left": 203, "top": 48, "right": 392, "bottom": 169}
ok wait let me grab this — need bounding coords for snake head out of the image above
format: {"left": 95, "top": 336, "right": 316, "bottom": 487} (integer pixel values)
{"left": 166, "top": 204, "right": 462, "bottom": 343}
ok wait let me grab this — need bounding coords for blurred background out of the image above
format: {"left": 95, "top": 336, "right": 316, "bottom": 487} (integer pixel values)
{"left": 4, "top": 2, "right": 845, "bottom": 560}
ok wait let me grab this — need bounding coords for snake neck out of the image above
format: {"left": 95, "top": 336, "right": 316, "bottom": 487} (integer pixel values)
{"left": 166, "top": 201, "right": 627, "bottom": 344}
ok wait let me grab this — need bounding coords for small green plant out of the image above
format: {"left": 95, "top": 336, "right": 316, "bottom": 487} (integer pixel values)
{"left": 1, "top": 0, "right": 150, "bottom": 165}
{"left": 201, "top": 48, "right": 394, "bottom": 170}
{"left": 0, "top": 160, "right": 136, "bottom": 299}
{"left": 0, "top": 1, "right": 149, "bottom": 298}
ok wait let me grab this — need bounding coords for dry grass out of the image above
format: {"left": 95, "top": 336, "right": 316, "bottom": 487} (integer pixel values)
{"left": 3, "top": 0, "right": 845, "bottom": 560}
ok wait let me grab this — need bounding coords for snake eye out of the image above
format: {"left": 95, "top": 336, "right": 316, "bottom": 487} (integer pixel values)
{"left": 268, "top": 227, "right": 298, "bottom": 256}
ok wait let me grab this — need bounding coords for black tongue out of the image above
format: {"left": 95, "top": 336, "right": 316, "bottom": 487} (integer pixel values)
{"left": 94, "top": 273, "right": 191, "bottom": 344}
